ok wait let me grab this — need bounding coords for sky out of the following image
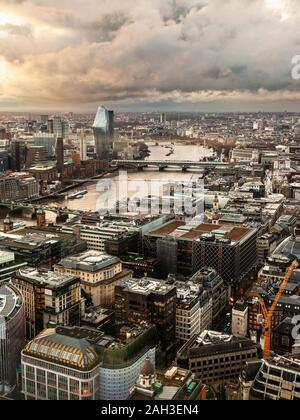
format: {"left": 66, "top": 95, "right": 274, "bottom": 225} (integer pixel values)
{"left": 0, "top": 0, "right": 300, "bottom": 112}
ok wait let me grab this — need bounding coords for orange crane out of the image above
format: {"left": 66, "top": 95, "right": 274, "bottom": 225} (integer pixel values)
{"left": 250, "top": 260, "right": 297, "bottom": 359}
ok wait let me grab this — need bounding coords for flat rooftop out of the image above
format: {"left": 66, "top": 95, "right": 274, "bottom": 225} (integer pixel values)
{"left": 266, "top": 354, "right": 300, "bottom": 374}
{"left": 57, "top": 251, "right": 120, "bottom": 272}
{"left": 16, "top": 267, "right": 78, "bottom": 289}
{"left": 177, "top": 330, "right": 258, "bottom": 359}
{"left": 119, "top": 277, "right": 175, "bottom": 296}
{"left": 0, "top": 228, "right": 72, "bottom": 249}
{"left": 148, "top": 220, "right": 252, "bottom": 242}
{"left": 175, "top": 281, "right": 204, "bottom": 305}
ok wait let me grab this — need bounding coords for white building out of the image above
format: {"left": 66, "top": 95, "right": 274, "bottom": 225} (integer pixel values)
{"left": 62, "top": 224, "right": 133, "bottom": 253}
{"left": 232, "top": 300, "right": 248, "bottom": 337}
{"left": 175, "top": 281, "right": 213, "bottom": 342}
{"left": 98, "top": 325, "right": 157, "bottom": 400}
{"left": 99, "top": 347, "right": 156, "bottom": 400}
{"left": 231, "top": 148, "right": 259, "bottom": 163}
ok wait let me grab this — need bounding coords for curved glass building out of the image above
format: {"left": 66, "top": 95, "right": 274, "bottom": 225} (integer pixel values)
{"left": 273, "top": 235, "right": 300, "bottom": 260}
{"left": 0, "top": 284, "right": 25, "bottom": 388}
{"left": 93, "top": 106, "right": 114, "bottom": 159}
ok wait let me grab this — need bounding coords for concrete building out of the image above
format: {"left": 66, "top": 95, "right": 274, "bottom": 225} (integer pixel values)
{"left": 144, "top": 220, "right": 259, "bottom": 286}
{"left": 131, "top": 363, "right": 205, "bottom": 401}
{"left": 25, "top": 145, "right": 49, "bottom": 168}
{"left": 190, "top": 268, "right": 228, "bottom": 325}
{"left": 246, "top": 354, "right": 300, "bottom": 400}
{"left": 0, "top": 173, "right": 39, "bottom": 201}
{"left": 0, "top": 284, "right": 25, "bottom": 388}
{"left": 0, "top": 227, "right": 86, "bottom": 269}
{"left": 54, "top": 251, "right": 132, "bottom": 307}
{"left": 271, "top": 317, "right": 297, "bottom": 355}
{"left": 175, "top": 281, "right": 212, "bottom": 342}
{"left": 22, "top": 324, "right": 158, "bottom": 401}
{"left": 62, "top": 224, "right": 139, "bottom": 255}
{"left": 230, "top": 148, "right": 260, "bottom": 163}
{"left": 12, "top": 267, "right": 84, "bottom": 340}
{"left": 176, "top": 330, "right": 260, "bottom": 384}
{"left": 257, "top": 234, "right": 279, "bottom": 265}
{"left": 115, "top": 277, "right": 177, "bottom": 365}
{"left": 0, "top": 250, "right": 27, "bottom": 284}
{"left": 232, "top": 300, "right": 248, "bottom": 337}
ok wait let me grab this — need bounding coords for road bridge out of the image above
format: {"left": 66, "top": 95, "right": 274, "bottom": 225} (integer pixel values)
{"left": 111, "top": 159, "right": 228, "bottom": 171}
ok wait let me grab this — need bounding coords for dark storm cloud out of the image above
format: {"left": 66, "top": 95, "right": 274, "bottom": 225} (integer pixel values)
{"left": 0, "top": 0, "right": 300, "bottom": 109}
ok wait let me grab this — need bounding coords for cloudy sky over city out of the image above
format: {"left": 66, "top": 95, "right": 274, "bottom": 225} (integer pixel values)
{"left": 0, "top": 0, "right": 300, "bottom": 111}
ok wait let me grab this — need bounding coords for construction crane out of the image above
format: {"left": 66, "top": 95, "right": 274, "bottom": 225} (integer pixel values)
{"left": 250, "top": 260, "right": 298, "bottom": 359}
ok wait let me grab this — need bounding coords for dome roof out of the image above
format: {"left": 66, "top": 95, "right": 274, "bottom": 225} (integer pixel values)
{"left": 24, "top": 329, "right": 100, "bottom": 371}
{"left": 140, "top": 357, "right": 155, "bottom": 376}
{"left": 273, "top": 235, "right": 300, "bottom": 260}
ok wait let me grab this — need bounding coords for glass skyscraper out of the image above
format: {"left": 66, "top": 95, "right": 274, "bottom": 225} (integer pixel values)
{"left": 34, "top": 133, "right": 57, "bottom": 157}
{"left": 93, "top": 106, "right": 114, "bottom": 159}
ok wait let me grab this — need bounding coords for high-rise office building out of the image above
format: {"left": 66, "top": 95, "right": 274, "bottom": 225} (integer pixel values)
{"left": 0, "top": 127, "right": 7, "bottom": 140}
{"left": 80, "top": 129, "right": 87, "bottom": 161}
{"left": 48, "top": 116, "right": 69, "bottom": 138}
{"left": 115, "top": 277, "right": 177, "bottom": 365}
{"left": 160, "top": 113, "right": 167, "bottom": 124}
{"left": 12, "top": 267, "right": 84, "bottom": 340}
{"left": 0, "top": 284, "right": 25, "bottom": 387}
{"left": 10, "top": 140, "right": 27, "bottom": 172}
{"left": 34, "top": 133, "right": 57, "bottom": 157}
{"left": 93, "top": 106, "right": 114, "bottom": 160}
{"left": 40, "top": 115, "right": 49, "bottom": 125}
{"left": 56, "top": 137, "right": 64, "bottom": 179}
{"left": 26, "top": 145, "right": 49, "bottom": 167}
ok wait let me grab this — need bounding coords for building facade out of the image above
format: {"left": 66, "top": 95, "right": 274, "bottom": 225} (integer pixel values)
{"left": 176, "top": 330, "right": 260, "bottom": 384}
{"left": 115, "top": 277, "right": 177, "bottom": 365}
{"left": 54, "top": 251, "right": 132, "bottom": 307}
{"left": 0, "top": 284, "right": 25, "bottom": 387}
{"left": 21, "top": 327, "right": 100, "bottom": 400}
{"left": 93, "top": 106, "right": 114, "bottom": 160}
{"left": 175, "top": 281, "right": 212, "bottom": 342}
{"left": 97, "top": 325, "right": 158, "bottom": 400}
{"left": 12, "top": 268, "right": 84, "bottom": 340}
{"left": 232, "top": 300, "right": 248, "bottom": 337}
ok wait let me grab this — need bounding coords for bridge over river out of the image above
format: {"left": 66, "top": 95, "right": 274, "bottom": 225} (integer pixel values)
{"left": 111, "top": 159, "right": 229, "bottom": 171}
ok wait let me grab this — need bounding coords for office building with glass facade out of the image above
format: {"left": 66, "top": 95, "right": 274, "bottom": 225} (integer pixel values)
{"left": 93, "top": 106, "right": 114, "bottom": 159}
{"left": 21, "top": 327, "right": 100, "bottom": 400}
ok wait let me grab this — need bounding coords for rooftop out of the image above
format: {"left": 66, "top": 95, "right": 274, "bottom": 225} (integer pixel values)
{"left": 56, "top": 251, "right": 120, "bottom": 273}
{"left": 262, "top": 354, "right": 300, "bottom": 375}
{"left": 119, "top": 277, "right": 176, "bottom": 296}
{"left": 0, "top": 284, "right": 23, "bottom": 320}
{"left": 23, "top": 327, "right": 100, "bottom": 371}
{"left": 148, "top": 220, "right": 252, "bottom": 243}
{"left": 177, "top": 330, "right": 259, "bottom": 359}
{"left": 175, "top": 281, "right": 206, "bottom": 305}
{"left": 190, "top": 267, "right": 223, "bottom": 288}
{"left": 16, "top": 267, "right": 78, "bottom": 289}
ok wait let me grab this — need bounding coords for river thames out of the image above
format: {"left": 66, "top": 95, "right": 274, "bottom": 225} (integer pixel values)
{"left": 0, "top": 142, "right": 213, "bottom": 226}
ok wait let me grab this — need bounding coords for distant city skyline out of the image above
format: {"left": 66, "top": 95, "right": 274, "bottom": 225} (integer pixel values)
{"left": 0, "top": 0, "right": 300, "bottom": 111}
